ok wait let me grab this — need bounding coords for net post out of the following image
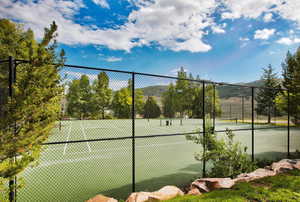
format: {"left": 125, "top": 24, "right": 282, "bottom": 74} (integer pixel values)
{"left": 202, "top": 81, "right": 206, "bottom": 177}
{"left": 251, "top": 87, "right": 255, "bottom": 162}
{"left": 131, "top": 72, "right": 136, "bottom": 193}
{"left": 287, "top": 90, "right": 290, "bottom": 157}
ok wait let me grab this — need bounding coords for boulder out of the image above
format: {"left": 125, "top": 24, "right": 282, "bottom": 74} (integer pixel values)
{"left": 234, "top": 168, "right": 276, "bottom": 183}
{"left": 126, "top": 192, "right": 154, "bottom": 202}
{"left": 86, "top": 195, "right": 118, "bottom": 202}
{"left": 187, "top": 187, "right": 202, "bottom": 195}
{"left": 198, "top": 178, "right": 235, "bottom": 189}
{"left": 191, "top": 180, "right": 210, "bottom": 193}
{"left": 191, "top": 178, "right": 235, "bottom": 192}
{"left": 126, "top": 186, "right": 183, "bottom": 202}
{"left": 271, "top": 159, "right": 294, "bottom": 173}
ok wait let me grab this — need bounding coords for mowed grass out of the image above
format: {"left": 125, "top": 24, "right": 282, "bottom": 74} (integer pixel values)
{"left": 17, "top": 119, "right": 300, "bottom": 202}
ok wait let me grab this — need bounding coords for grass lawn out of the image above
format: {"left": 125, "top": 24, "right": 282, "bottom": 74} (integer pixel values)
{"left": 166, "top": 169, "right": 300, "bottom": 202}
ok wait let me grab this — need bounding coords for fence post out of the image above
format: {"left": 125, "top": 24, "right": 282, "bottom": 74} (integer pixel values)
{"left": 8, "top": 56, "right": 17, "bottom": 202}
{"left": 242, "top": 96, "right": 244, "bottom": 123}
{"left": 213, "top": 84, "right": 216, "bottom": 129}
{"left": 202, "top": 81, "right": 206, "bottom": 177}
{"left": 251, "top": 87, "right": 255, "bottom": 162}
{"left": 131, "top": 72, "right": 136, "bottom": 193}
{"left": 287, "top": 90, "right": 290, "bottom": 157}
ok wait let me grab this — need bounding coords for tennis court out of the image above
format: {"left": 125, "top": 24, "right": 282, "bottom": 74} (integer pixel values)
{"left": 18, "top": 119, "right": 300, "bottom": 202}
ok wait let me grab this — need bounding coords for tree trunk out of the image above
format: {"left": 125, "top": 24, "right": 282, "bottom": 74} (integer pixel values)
{"left": 102, "top": 108, "right": 105, "bottom": 119}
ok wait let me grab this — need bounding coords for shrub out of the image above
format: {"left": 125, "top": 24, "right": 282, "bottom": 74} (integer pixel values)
{"left": 186, "top": 116, "right": 256, "bottom": 178}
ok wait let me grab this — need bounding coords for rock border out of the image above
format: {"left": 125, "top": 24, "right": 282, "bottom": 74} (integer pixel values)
{"left": 86, "top": 159, "right": 300, "bottom": 202}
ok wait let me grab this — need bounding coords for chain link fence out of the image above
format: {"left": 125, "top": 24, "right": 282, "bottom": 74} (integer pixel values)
{"left": 0, "top": 58, "right": 298, "bottom": 202}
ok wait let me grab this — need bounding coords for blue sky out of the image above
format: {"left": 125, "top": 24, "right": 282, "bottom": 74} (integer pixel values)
{"left": 1, "top": 0, "right": 300, "bottom": 83}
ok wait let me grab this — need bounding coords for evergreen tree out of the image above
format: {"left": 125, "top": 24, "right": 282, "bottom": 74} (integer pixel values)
{"left": 191, "top": 84, "right": 222, "bottom": 118}
{"left": 143, "top": 96, "right": 161, "bottom": 118}
{"left": 66, "top": 79, "right": 81, "bottom": 118}
{"left": 175, "top": 67, "right": 190, "bottom": 117}
{"left": 92, "top": 72, "right": 112, "bottom": 119}
{"left": 162, "top": 83, "right": 177, "bottom": 118}
{"left": 279, "top": 48, "right": 300, "bottom": 125}
{"left": 255, "top": 65, "right": 280, "bottom": 123}
{"left": 0, "top": 19, "right": 64, "bottom": 200}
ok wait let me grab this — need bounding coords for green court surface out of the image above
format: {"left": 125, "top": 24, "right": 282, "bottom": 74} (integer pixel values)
{"left": 18, "top": 119, "right": 300, "bottom": 202}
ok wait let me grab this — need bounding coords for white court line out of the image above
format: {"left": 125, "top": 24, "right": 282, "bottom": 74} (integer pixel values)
{"left": 63, "top": 122, "right": 72, "bottom": 155}
{"left": 37, "top": 152, "right": 128, "bottom": 168}
{"left": 80, "top": 121, "right": 92, "bottom": 153}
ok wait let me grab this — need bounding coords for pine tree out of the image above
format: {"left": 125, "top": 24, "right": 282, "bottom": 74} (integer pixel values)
{"left": 255, "top": 64, "right": 280, "bottom": 123}
{"left": 162, "top": 83, "right": 177, "bottom": 118}
{"left": 0, "top": 19, "right": 64, "bottom": 200}
{"left": 143, "top": 96, "right": 161, "bottom": 118}
{"left": 280, "top": 48, "right": 300, "bottom": 125}
{"left": 175, "top": 67, "right": 190, "bottom": 117}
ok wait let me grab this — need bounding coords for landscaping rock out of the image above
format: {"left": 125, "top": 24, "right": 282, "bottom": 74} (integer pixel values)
{"left": 187, "top": 187, "right": 202, "bottom": 195}
{"left": 271, "top": 159, "right": 294, "bottom": 173}
{"left": 200, "top": 178, "right": 235, "bottom": 189}
{"left": 235, "top": 168, "right": 276, "bottom": 183}
{"left": 126, "top": 192, "right": 153, "bottom": 202}
{"left": 87, "top": 194, "right": 118, "bottom": 202}
{"left": 191, "top": 180, "right": 210, "bottom": 192}
{"left": 126, "top": 186, "right": 183, "bottom": 202}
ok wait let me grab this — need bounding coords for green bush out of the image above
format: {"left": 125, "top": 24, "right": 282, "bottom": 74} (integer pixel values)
{"left": 186, "top": 116, "right": 256, "bottom": 178}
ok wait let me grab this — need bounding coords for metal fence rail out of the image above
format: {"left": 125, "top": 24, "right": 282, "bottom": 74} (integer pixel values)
{"left": 0, "top": 57, "right": 295, "bottom": 202}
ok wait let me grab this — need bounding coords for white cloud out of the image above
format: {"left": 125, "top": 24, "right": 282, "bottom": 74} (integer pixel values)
{"left": 105, "top": 56, "right": 123, "bottom": 62}
{"left": 263, "top": 13, "right": 273, "bottom": 22}
{"left": 254, "top": 28, "right": 275, "bottom": 39}
{"left": 0, "top": 0, "right": 220, "bottom": 53}
{"left": 211, "top": 25, "right": 226, "bottom": 34}
{"left": 239, "top": 37, "right": 249, "bottom": 41}
{"left": 1, "top": 0, "right": 300, "bottom": 53}
{"left": 92, "top": 0, "right": 109, "bottom": 8}
{"left": 221, "top": 0, "right": 300, "bottom": 27}
{"left": 221, "top": 0, "right": 276, "bottom": 19}
{"left": 276, "top": 37, "right": 300, "bottom": 45}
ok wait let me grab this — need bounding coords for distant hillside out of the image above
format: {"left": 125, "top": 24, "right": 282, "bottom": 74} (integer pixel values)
{"left": 217, "top": 80, "right": 265, "bottom": 98}
{"left": 139, "top": 85, "right": 168, "bottom": 97}
{"left": 138, "top": 80, "right": 267, "bottom": 99}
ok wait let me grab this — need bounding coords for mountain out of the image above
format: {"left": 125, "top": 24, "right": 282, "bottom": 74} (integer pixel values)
{"left": 139, "top": 85, "right": 169, "bottom": 97}
{"left": 217, "top": 80, "right": 265, "bottom": 98}
{"left": 138, "top": 80, "right": 266, "bottom": 98}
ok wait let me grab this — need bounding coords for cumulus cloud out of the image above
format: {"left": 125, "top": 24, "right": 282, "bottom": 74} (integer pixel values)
{"left": 263, "top": 13, "right": 273, "bottom": 22}
{"left": 0, "top": 0, "right": 220, "bottom": 53}
{"left": 221, "top": 0, "right": 300, "bottom": 27}
{"left": 1, "top": 0, "right": 300, "bottom": 52}
{"left": 254, "top": 28, "right": 275, "bottom": 40}
{"left": 92, "top": 0, "right": 109, "bottom": 8}
{"left": 276, "top": 37, "right": 300, "bottom": 45}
